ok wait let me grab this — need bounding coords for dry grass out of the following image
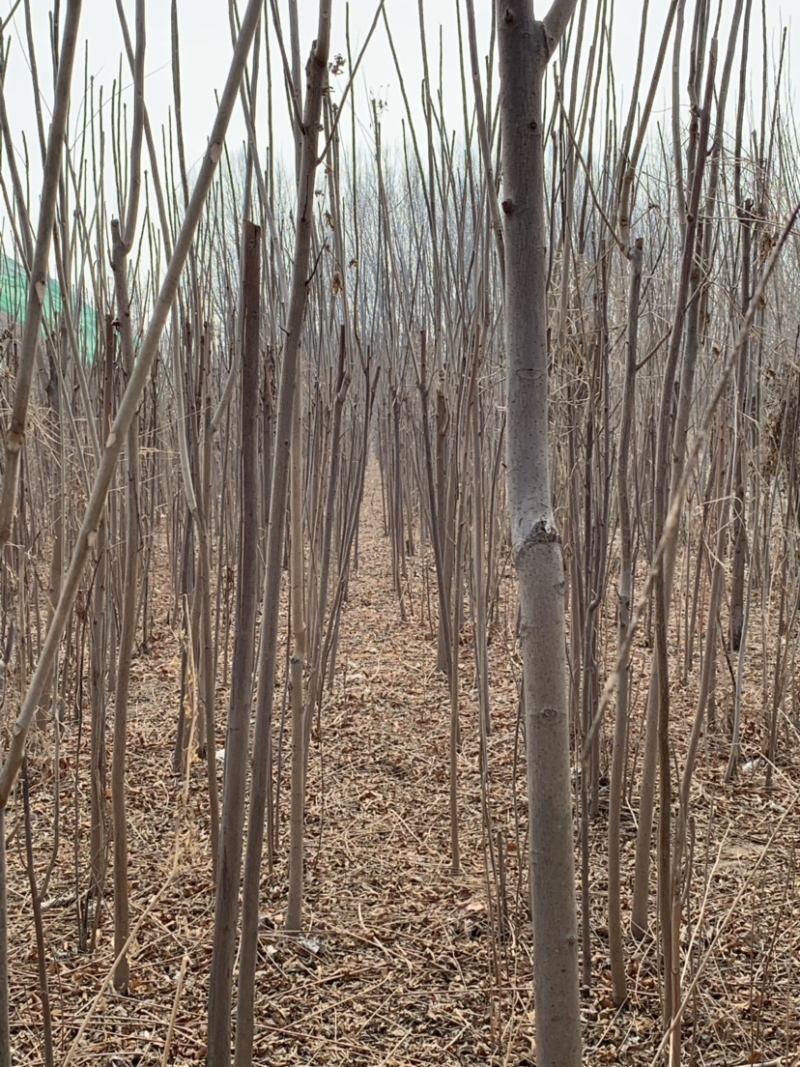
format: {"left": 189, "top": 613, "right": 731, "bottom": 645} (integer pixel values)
{"left": 4, "top": 466, "right": 800, "bottom": 1065}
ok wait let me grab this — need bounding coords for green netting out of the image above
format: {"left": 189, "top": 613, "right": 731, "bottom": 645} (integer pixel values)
{"left": 0, "top": 253, "right": 98, "bottom": 361}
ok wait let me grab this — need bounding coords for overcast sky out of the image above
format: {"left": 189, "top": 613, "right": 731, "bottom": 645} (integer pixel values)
{"left": 0, "top": 0, "right": 796, "bottom": 235}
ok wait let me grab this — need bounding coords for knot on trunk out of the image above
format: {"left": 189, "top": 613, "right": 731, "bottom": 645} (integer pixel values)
{"left": 529, "top": 518, "right": 559, "bottom": 545}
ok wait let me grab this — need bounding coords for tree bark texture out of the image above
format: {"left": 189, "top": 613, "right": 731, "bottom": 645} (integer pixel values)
{"left": 497, "top": 3, "right": 581, "bottom": 1066}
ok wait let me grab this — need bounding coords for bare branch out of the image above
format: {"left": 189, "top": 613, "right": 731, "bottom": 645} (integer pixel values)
{"left": 542, "top": 0, "right": 579, "bottom": 52}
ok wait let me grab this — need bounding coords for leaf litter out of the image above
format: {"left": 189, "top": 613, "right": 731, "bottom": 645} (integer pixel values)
{"left": 3, "top": 466, "right": 800, "bottom": 1065}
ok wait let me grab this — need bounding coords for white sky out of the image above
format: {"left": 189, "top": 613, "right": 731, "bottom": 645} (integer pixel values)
{"left": 0, "top": 0, "right": 797, "bottom": 234}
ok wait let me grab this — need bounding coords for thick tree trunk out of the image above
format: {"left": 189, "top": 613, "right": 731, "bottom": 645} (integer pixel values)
{"left": 497, "top": 3, "right": 581, "bottom": 1065}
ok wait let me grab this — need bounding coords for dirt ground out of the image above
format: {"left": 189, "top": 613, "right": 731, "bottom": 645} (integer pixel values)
{"left": 6, "top": 466, "right": 800, "bottom": 1065}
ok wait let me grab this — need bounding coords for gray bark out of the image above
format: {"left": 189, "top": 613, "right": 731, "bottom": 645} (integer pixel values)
{"left": 497, "top": 3, "right": 581, "bottom": 1065}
